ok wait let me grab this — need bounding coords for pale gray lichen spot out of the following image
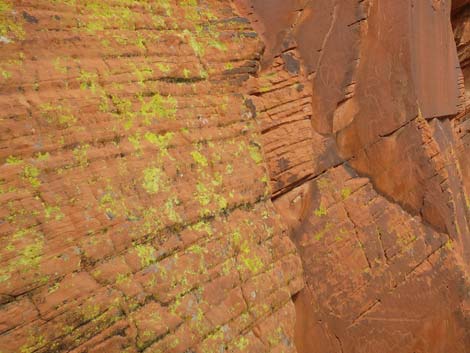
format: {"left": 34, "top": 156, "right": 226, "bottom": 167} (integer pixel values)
{"left": 0, "top": 36, "right": 11, "bottom": 43}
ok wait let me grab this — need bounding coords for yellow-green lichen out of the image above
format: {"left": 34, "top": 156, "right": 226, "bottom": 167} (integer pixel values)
{"left": 142, "top": 167, "right": 168, "bottom": 194}
{"left": 81, "top": 303, "right": 101, "bottom": 321}
{"left": 12, "top": 237, "right": 44, "bottom": 272}
{"left": 44, "top": 204, "right": 64, "bottom": 221}
{"left": 6, "top": 155, "right": 23, "bottom": 165}
{"left": 248, "top": 144, "right": 263, "bottom": 164}
{"left": 267, "top": 327, "right": 284, "bottom": 347}
{"left": 317, "top": 178, "right": 330, "bottom": 190}
{"left": 140, "top": 93, "right": 178, "bottom": 124}
{"left": 135, "top": 34, "right": 147, "bottom": 51}
{"left": 78, "top": 69, "right": 99, "bottom": 93}
{"left": 225, "top": 164, "right": 233, "bottom": 175}
{"left": 79, "top": 1, "right": 135, "bottom": 33}
{"left": 192, "top": 220, "right": 213, "bottom": 235}
{"left": 211, "top": 172, "right": 223, "bottom": 186}
{"left": 341, "top": 187, "right": 352, "bottom": 200}
{"left": 98, "top": 187, "right": 121, "bottom": 219}
{"left": 115, "top": 273, "right": 130, "bottom": 285}
{"left": 184, "top": 29, "right": 204, "bottom": 57}
{"left": 314, "top": 205, "right": 327, "bottom": 217}
{"left": 53, "top": 57, "right": 69, "bottom": 74}
{"left": 195, "top": 182, "right": 211, "bottom": 206}
{"left": 128, "top": 133, "right": 142, "bottom": 153}
{"left": 73, "top": 144, "right": 90, "bottom": 167}
{"left": 445, "top": 239, "right": 453, "bottom": 250}
{"left": 191, "top": 150, "right": 208, "bottom": 167}
{"left": 157, "top": 62, "right": 171, "bottom": 74}
{"left": 136, "top": 207, "right": 163, "bottom": 236}
{"left": 0, "top": 0, "right": 25, "bottom": 42}
{"left": 111, "top": 95, "right": 134, "bottom": 130}
{"left": 1, "top": 69, "right": 11, "bottom": 79}
{"left": 215, "top": 194, "right": 227, "bottom": 210}
{"left": 129, "top": 62, "right": 153, "bottom": 86}
{"left": 35, "top": 152, "right": 50, "bottom": 161}
{"left": 22, "top": 165, "right": 41, "bottom": 188}
{"left": 234, "top": 336, "right": 249, "bottom": 350}
{"left": 231, "top": 229, "right": 242, "bottom": 247}
{"left": 164, "top": 196, "right": 182, "bottom": 223}
{"left": 135, "top": 244, "right": 156, "bottom": 267}
{"left": 19, "top": 334, "right": 46, "bottom": 353}
{"left": 240, "top": 253, "right": 263, "bottom": 274}
{"left": 39, "top": 102, "right": 77, "bottom": 128}
{"left": 145, "top": 131, "right": 174, "bottom": 157}
{"left": 208, "top": 37, "right": 227, "bottom": 52}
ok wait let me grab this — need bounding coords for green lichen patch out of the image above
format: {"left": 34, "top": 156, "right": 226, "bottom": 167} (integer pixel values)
{"left": 341, "top": 187, "right": 352, "bottom": 200}
{"left": 2, "top": 231, "right": 46, "bottom": 285}
{"left": 18, "top": 333, "right": 46, "bottom": 353}
{"left": 248, "top": 144, "right": 263, "bottom": 164}
{"left": 145, "top": 131, "right": 174, "bottom": 157}
{"left": 0, "top": 52, "right": 24, "bottom": 84}
{"left": 233, "top": 336, "right": 249, "bottom": 350}
{"left": 39, "top": 102, "right": 77, "bottom": 128}
{"left": 135, "top": 244, "right": 157, "bottom": 267}
{"left": 195, "top": 182, "right": 211, "bottom": 206}
{"left": 191, "top": 150, "right": 208, "bottom": 167}
{"left": 164, "top": 196, "right": 182, "bottom": 223}
{"left": 22, "top": 165, "right": 41, "bottom": 188}
{"left": 132, "top": 207, "right": 164, "bottom": 238}
{"left": 35, "top": 152, "right": 50, "bottom": 161}
{"left": 98, "top": 185, "right": 126, "bottom": 220}
{"left": 191, "top": 220, "right": 213, "bottom": 236}
{"left": 53, "top": 57, "right": 69, "bottom": 74}
{"left": 129, "top": 61, "right": 153, "bottom": 86}
{"left": 43, "top": 204, "right": 64, "bottom": 221}
{"left": 140, "top": 93, "right": 178, "bottom": 123}
{"left": 142, "top": 166, "right": 169, "bottom": 194}
{"left": 128, "top": 133, "right": 142, "bottom": 154}
{"left": 0, "top": 0, "right": 25, "bottom": 42}
{"left": 78, "top": 1, "right": 136, "bottom": 33}
{"left": 183, "top": 20, "right": 227, "bottom": 59}
{"left": 78, "top": 69, "right": 100, "bottom": 93}
{"left": 239, "top": 241, "right": 264, "bottom": 275}
{"left": 314, "top": 205, "right": 327, "bottom": 217}
{"left": 6, "top": 155, "right": 23, "bottom": 165}
{"left": 157, "top": 62, "right": 171, "bottom": 74}
{"left": 73, "top": 144, "right": 90, "bottom": 167}
{"left": 1, "top": 68, "right": 11, "bottom": 80}
{"left": 110, "top": 94, "right": 135, "bottom": 130}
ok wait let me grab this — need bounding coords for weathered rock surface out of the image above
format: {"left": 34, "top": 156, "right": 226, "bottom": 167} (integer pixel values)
{"left": 1, "top": 0, "right": 470, "bottom": 352}
{"left": 0, "top": 1, "right": 303, "bottom": 352}
{"left": 239, "top": 0, "right": 470, "bottom": 352}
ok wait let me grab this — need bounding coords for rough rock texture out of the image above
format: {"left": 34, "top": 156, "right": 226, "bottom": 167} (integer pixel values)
{"left": 238, "top": 0, "right": 470, "bottom": 352}
{"left": 1, "top": 0, "right": 470, "bottom": 353}
{"left": 0, "top": 1, "right": 303, "bottom": 352}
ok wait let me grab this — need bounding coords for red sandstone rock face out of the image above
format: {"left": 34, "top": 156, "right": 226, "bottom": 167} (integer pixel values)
{"left": 238, "top": 0, "right": 470, "bottom": 352}
{"left": 1, "top": 0, "right": 470, "bottom": 353}
{"left": 0, "top": 1, "right": 303, "bottom": 352}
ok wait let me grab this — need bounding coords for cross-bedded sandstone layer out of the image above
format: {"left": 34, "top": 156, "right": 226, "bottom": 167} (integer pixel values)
{"left": 1, "top": 1, "right": 470, "bottom": 353}
{"left": 0, "top": 1, "right": 303, "bottom": 352}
